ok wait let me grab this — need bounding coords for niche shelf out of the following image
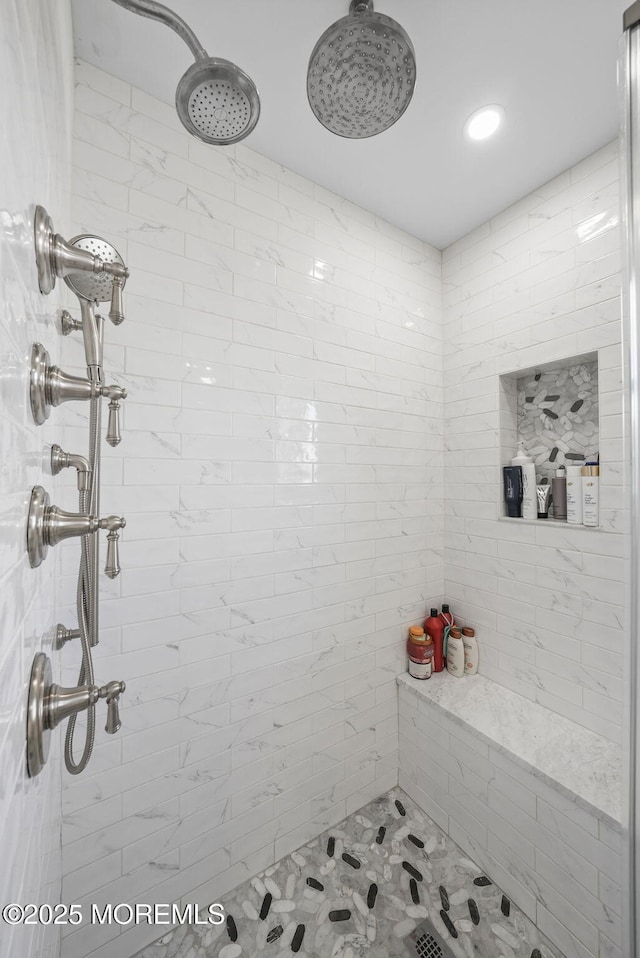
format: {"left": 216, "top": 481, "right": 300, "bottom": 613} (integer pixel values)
{"left": 499, "top": 352, "right": 599, "bottom": 522}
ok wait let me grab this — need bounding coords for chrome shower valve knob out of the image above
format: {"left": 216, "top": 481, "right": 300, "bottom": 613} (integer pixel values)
{"left": 26, "top": 485, "right": 127, "bottom": 568}
{"left": 109, "top": 275, "right": 126, "bottom": 325}
{"left": 99, "top": 515, "right": 126, "bottom": 579}
{"left": 34, "top": 205, "right": 129, "bottom": 299}
{"left": 102, "top": 383, "right": 127, "bottom": 446}
{"left": 30, "top": 342, "right": 127, "bottom": 425}
{"left": 26, "top": 653, "right": 127, "bottom": 776}
{"left": 99, "top": 680, "right": 126, "bottom": 734}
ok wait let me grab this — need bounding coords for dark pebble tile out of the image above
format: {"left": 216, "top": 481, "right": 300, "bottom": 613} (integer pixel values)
{"left": 259, "top": 893, "right": 272, "bottom": 920}
{"left": 543, "top": 409, "right": 558, "bottom": 419}
{"left": 473, "top": 876, "right": 492, "bottom": 887}
{"left": 534, "top": 373, "right": 541, "bottom": 381}
{"left": 525, "top": 396, "right": 534, "bottom": 403}
{"left": 376, "top": 826, "right": 386, "bottom": 844}
{"left": 468, "top": 899, "right": 480, "bottom": 925}
{"left": 566, "top": 451, "right": 585, "bottom": 460}
{"left": 571, "top": 400, "right": 584, "bottom": 412}
{"left": 267, "top": 925, "right": 283, "bottom": 943}
{"left": 367, "top": 883, "right": 378, "bottom": 909}
{"left": 440, "top": 910, "right": 458, "bottom": 939}
{"left": 402, "top": 861, "right": 423, "bottom": 882}
{"left": 531, "top": 950, "right": 542, "bottom": 958}
{"left": 407, "top": 834, "right": 424, "bottom": 848}
{"left": 291, "top": 924, "right": 305, "bottom": 953}
{"left": 501, "top": 895, "right": 511, "bottom": 917}
{"left": 329, "top": 910, "right": 351, "bottom": 922}
{"left": 410, "top": 879, "right": 420, "bottom": 905}
{"left": 342, "top": 853, "right": 361, "bottom": 869}
{"left": 395, "top": 799, "right": 406, "bottom": 816}
{"left": 327, "top": 836, "right": 335, "bottom": 857}
{"left": 306, "top": 877, "right": 324, "bottom": 892}
{"left": 439, "top": 886, "right": 449, "bottom": 911}
{"left": 549, "top": 446, "right": 559, "bottom": 462}
{"left": 226, "top": 915, "right": 238, "bottom": 942}
{"left": 544, "top": 394, "right": 560, "bottom": 402}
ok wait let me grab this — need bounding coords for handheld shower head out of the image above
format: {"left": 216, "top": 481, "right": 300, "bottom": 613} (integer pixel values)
{"left": 63, "top": 235, "right": 127, "bottom": 305}
{"left": 110, "top": 0, "right": 260, "bottom": 145}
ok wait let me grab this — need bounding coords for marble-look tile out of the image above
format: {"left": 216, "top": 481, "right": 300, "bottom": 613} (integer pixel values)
{"left": 1, "top": 4, "right": 73, "bottom": 958}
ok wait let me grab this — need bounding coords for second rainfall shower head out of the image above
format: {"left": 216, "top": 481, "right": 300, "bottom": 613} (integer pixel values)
{"left": 307, "top": 0, "right": 417, "bottom": 138}
{"left": 110, "top": 0, "right": 260, "bottom": 145}
{"left": 63, "top": 235, "right": 126, "bottom": 304}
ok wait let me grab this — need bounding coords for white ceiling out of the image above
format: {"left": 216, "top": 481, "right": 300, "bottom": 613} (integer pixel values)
{"left": 71, "top": 0, "right": 628, "bottom": 249}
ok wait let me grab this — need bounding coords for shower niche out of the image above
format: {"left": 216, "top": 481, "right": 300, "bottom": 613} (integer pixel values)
{"left": 499, "top": 351, "right": 600, "bottom": 521}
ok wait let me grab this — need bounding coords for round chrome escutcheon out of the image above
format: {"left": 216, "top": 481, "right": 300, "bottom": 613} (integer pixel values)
{"left": 26, "top": 652, "right": 52, "bottom": 778}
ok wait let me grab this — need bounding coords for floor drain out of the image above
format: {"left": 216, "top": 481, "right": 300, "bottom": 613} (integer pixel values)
{"left": 406, "top": 918, "right": 456, "bottom": 958}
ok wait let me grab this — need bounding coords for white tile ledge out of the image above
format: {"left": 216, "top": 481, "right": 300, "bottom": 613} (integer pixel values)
{"left": 397, "top": 671, "right": 622, "bottom": 829}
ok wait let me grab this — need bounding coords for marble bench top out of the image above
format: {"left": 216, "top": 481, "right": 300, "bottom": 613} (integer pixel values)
{"left": 397, "top": 672, "right": 622, "bottom": 829}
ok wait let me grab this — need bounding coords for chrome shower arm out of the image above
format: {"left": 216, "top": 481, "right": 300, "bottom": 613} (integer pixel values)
{"left": 110, "top": 0, "right": 208, "bottom": 61}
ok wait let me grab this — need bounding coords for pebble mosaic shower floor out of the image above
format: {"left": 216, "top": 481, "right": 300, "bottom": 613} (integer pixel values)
{"left": 134, "top": 787, "right": 564, "bottom": 958}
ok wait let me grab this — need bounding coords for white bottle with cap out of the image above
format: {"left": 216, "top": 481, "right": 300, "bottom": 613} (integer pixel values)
{"left": 511, "top": 441, "right": 537, "bottom": 520}
{"left": 566, "top": 464, "right": 584, "bottom": 525}
{"left": 582, "top": 463, "right": 600, "bottom": 528}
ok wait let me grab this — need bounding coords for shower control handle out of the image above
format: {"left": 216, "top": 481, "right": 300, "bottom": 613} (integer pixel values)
{"left": 109, "top": 275, "right": 126, "bottom": 325}
{"left": 34, "top": 206, "right": 129, "bottom": 296}
{"left": 103, "top": 383, "right": 127, "bottom": 447}
{"left": 27, "top": 486, "right": 126, "bottom": 568}
{"left": 100, "top": 515, "right": 126, "bottom": 579}
{"left": 27, "top": 653, "right": 127, "bottom": 776}
{"left": 100, "top": 680, "right": 126, "bottom": 734}
{"left": 30, "top": 342, "right": 127, "bottom": 424}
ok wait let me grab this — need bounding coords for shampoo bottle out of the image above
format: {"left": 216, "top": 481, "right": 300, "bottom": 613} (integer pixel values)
{"left": 503, "top": 466, "right": 523, "bottom": 518}
{"left": 447, "top": 628, "right": 465, "bottom": 677}
{"left": 566, "top": 465, "right": 584, "bottom": 524}
{"left": 424, "top": 608, "right": 445, "bottom": 673}
{"left": 552, "top": 464, "right": 567, "bottom": 521}
{"left": 511, "top": 442, "right": 537, "bottom": 520}
{"left": 582, "top": 463, "right": 600, "bottom": 527}
{"left": 462, "top": 627, "right": 479, "bottom": 675}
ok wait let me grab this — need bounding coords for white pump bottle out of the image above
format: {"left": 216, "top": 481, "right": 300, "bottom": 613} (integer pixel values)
{"left": 511, "top": 441, "right": 537, "bottom": 520}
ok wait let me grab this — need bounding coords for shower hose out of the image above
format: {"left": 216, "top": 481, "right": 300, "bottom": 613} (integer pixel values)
{"left": 64, "top": 393, "right": 101, "bottom": 774}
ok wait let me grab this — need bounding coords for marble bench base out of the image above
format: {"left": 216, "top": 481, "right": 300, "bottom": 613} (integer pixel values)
{"left": 397, "top": 673, "right": 622, "bottom": 958}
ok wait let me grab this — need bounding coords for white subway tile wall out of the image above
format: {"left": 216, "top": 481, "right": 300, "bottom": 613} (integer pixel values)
{"left": 60, "top": 61, "right": 443, "bottom": 958}
{"left": 0, "top": 2, "right": 74, "bottom": 957}
{"left": 442, "top": 140, "right": 625, "bottom": 745}
{"left": 399, "top": 683, "right": 622, "bottom": 958}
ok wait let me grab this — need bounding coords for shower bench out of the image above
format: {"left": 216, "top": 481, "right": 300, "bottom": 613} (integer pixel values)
{"left": 397, "top": 672, "right": 621, "bottom": 958}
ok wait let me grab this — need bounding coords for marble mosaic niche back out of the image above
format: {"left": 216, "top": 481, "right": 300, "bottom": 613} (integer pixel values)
{"left": 517, "top": 360, "right": 598, "bottom": 483}
{"left": 133, "top": 788, "right": 563, "bottom": 958}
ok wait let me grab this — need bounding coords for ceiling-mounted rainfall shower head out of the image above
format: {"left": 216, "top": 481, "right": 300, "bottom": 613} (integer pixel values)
{"left": 110, "top": 0, "right": 260, "bottom": 145}
{"left": 307, "top": 0, "right": 417, "bottom": 139}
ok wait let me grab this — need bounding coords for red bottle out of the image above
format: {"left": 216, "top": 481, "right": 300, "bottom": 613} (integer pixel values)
{"left": 424, "top": 608, "right": 445, "bottom": 673}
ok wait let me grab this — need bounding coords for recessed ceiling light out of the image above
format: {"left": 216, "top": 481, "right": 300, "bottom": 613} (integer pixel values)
{"left": 464, "top": 105, "right": 505, "bottom": 142}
